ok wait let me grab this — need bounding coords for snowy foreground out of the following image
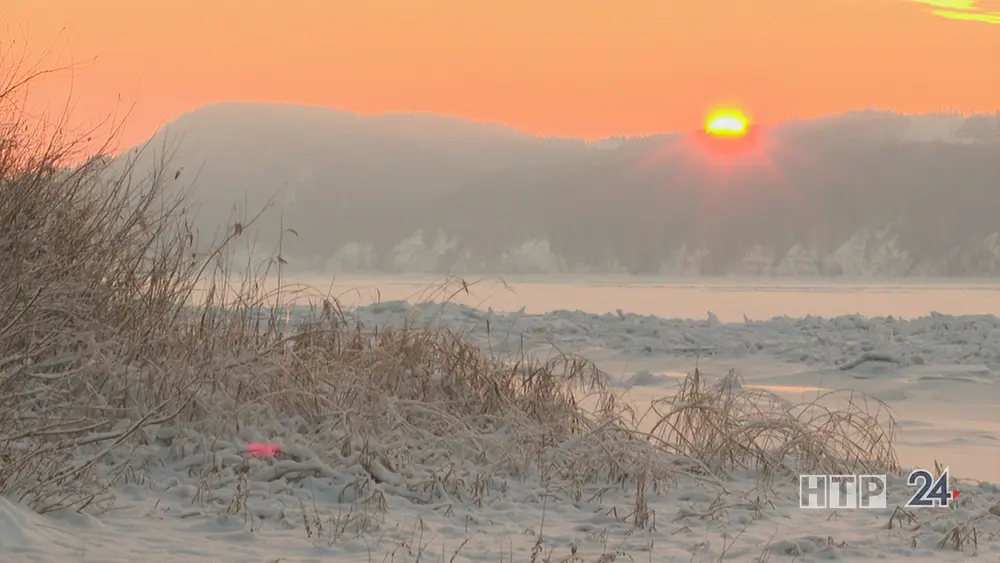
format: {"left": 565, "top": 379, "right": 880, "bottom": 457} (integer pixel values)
{"left": 3, "top": 304, "right": 999, "bottom": 562}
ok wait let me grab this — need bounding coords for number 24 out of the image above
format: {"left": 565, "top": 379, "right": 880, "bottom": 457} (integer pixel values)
{"left": 906, "top": 469, "right": 953, "bottom": 508}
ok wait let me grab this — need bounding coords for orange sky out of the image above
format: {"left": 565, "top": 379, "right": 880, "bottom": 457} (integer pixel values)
{"left": 5, "top": 0, "right": 1000, "bottom": 150}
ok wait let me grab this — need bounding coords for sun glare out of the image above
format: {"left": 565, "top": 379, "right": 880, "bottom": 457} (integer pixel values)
{"left": 705, "top": 109, "right": 749, "bottom": 137}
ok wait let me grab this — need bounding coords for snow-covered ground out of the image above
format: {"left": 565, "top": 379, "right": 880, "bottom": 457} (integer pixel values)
{"left": 3, "top": 299, "right": 999, "bottom": 562}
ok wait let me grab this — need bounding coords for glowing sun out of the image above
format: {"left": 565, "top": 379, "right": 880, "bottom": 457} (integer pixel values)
{"left": 705, "top": 109, "right": 749, "bottom": 137}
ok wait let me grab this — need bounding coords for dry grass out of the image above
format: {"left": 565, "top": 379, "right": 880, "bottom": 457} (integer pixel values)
{"left": 0, "top": 46, "right": 908, "bottom": 557}
{"left": 643, "top": 368, "right": 899, "bottom": 479}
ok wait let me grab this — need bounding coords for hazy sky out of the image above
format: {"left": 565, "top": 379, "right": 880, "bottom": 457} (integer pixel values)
{"left": 6, "top": 0, "right": 1000, "bottom": 149}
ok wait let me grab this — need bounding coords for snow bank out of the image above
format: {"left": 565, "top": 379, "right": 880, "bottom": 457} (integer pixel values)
{"left": 2, "top": 438, "right": 998, "bottom": 562}
{"left": 3, "top": 303, "right": 998, "bottom": 561}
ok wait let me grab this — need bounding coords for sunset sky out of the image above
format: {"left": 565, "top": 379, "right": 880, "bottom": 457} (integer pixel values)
{"left": 6, "top": 0, "right": 1000, "bottom": 150}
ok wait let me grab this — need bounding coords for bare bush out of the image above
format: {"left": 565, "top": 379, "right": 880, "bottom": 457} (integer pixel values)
{"left": 644, "top": 368, "right": 899, "bottom": 479}
{"left": 0, "top": 48, "right": 213, "bottom": 510}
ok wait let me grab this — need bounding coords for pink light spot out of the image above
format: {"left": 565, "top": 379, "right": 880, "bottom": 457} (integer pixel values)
{"left": 246, "top": 442, "right": 280, "bottom": 457}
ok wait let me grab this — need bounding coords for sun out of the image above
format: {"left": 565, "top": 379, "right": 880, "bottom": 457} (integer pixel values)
{"left": 705, "top": 109, "right": 749, "bottom": 137}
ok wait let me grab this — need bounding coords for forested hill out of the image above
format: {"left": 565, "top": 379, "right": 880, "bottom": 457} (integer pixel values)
{"left": 120, "top": 103, "right": 1000, "bottom": 277}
